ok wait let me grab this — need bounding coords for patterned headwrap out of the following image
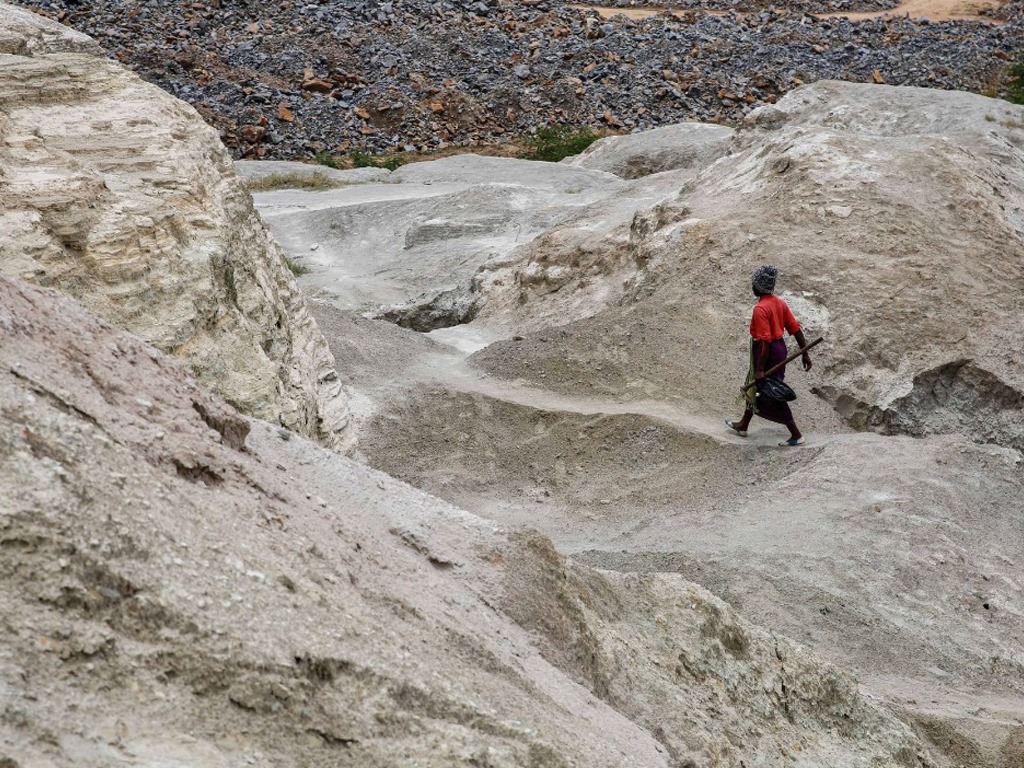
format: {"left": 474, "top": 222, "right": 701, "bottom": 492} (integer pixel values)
{"left": 751, "top": 264, "right": 778, "bottom": 294}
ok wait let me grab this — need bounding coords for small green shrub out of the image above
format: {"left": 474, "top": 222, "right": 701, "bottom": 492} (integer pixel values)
{"left": 246, "top": 171, "right": 345, "bottom": 192}
{"left": 284, "top": 257, "right": 311, "bottom": 276}
{"left": 315, "top": 148, "right": 408, "bottom": 172}
{"left": 350, "top": 150, "right": 407, "bottom": 171}
{"left": 315, "top": 151, "right": 344, "bottom": 169}
{"left": 523, "top": 125, "right": 601, "bottom": 163}
{"left": 1006, "top": 53, "right": 1024, "bottom": 104}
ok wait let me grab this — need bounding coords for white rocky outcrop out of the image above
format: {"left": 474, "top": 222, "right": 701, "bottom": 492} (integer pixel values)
{"left": 245, "top": 128, "right": 738, "bottom": 340}
{"left": 470, "top": 81, "right": 1024, "bottom": 450}
{"left": 724, "top": 82, "right": 1024, "bottom": 449}
{"left": 251, "top": 154, "right": 630, "bottom": 332}
{"left": 0, "top": 5, "right": 351, "bottom": 451}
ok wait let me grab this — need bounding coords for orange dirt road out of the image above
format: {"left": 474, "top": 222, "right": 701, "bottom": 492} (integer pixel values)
{"left": 572, "top": 0, "right": 1004, "bottom": 23}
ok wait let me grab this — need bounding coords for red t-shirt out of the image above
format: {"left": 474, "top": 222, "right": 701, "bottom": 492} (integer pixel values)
{"left": 750, "top": 294, "right": 801, "bottom": 342}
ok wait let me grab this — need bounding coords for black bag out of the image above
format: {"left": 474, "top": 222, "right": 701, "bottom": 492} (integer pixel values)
{"left": 756, "top": 376, "right": 796, "bottom": 402}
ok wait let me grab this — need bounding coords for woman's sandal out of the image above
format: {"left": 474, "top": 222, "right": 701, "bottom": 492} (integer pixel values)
{"left": 778, "top": 437, "right": 805, "bottom": 446}
{"left": 724, "top": 419, "right": 748, "bottom": 437}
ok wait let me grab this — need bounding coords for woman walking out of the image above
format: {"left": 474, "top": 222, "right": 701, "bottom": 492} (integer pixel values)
{"left": 725, "top": 265, "right": 812, "bottom": 446}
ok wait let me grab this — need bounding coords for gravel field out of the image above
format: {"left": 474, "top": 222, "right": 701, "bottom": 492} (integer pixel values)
{"left": 13, "top": 0, "right": 1024, "bottom": 159}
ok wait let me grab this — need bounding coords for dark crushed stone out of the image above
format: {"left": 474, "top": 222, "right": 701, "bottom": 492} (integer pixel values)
{"left": 12, "top": 0, "right": 1023, "bottom": 160}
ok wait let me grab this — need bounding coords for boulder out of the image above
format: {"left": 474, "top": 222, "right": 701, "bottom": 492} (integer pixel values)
{"left": 562, "top": 122, "right": 735, "bottom": 179}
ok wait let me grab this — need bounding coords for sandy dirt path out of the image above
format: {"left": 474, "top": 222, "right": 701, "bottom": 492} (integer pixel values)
{"left": 314, "top": 309, "right": 835, "bottom": 454}
{"left": 358, "top": 328, "right": 1024, "bottom": 750}
{"left": 410, "top": 349, "right": 797, "bottom": 448}
{"left": 818, "top": 0, "right": 1004, "bottom": 20}
{"left": 308, "top": 295, "right": 1024, "bottom": 768}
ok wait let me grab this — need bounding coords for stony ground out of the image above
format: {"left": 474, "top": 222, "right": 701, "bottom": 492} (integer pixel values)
{"left": 11, "top": 0, "right": 1024, "bottom": 158}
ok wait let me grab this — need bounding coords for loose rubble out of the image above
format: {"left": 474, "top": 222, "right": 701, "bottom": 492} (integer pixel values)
{"left": 11, "top": 0, "right": 1023, "bottom": 159}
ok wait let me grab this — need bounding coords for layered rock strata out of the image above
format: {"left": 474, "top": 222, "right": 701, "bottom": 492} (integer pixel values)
{"left": 0, "top": 5, "right": 351, "bottom": 451}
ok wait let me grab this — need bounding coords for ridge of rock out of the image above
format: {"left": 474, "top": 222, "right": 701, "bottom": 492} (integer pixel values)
{"left": 469, "top": 81, "right": 1024, "bottom": 450}
{"left": 562, "top": 121, "right": 735, "bottom": 178}
{"left": 0, "top": 5, "right": 352, "bottom": 452}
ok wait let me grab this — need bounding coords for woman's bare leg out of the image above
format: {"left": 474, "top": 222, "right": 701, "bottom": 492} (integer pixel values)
{"left": 736, "top": 405, "right": 754, "bottom": 431}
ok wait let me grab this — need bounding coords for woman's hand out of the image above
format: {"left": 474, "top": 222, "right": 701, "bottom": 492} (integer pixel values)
{"left": 793, "top": 330, "right": 813, "bottom": 372}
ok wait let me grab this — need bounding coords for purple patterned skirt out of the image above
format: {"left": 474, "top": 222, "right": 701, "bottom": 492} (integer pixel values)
{"left": 747, "top": 338, "right": 794, "bottom": 424}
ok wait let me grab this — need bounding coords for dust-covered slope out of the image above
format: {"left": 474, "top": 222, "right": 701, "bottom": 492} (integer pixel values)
{"left": 252, "top": 154, "right": 642, "bottom": 329}
{"left": 359, "top": 360, "right": 1024, "bottom": 741}
{"left": 0, "top": 275, "right": 938, "bottom": 767}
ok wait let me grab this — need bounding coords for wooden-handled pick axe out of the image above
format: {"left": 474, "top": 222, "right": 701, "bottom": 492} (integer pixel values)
{"left": 741, "top": 336, "right": 824, "bottom": 393}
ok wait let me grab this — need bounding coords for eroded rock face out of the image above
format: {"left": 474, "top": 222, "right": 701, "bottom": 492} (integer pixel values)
{"left": 0, "top": 273, "right": 934, "bottom": 768}
{"left": 251, "top": 153, "right": 628, "bottom": 323}
{"left": 820, "top": 359, "right": 1024, "bottom": 452}
{"left": 0, "top": 5, "right": 351, "bottom": 451}
{"left": 0, "top": 3, "right": 97, "bottom": 54}
{"left": 706, "top": 82, "right": 1024, "bottom": 445}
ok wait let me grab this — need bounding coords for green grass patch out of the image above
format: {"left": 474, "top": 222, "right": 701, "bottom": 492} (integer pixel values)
{"left": 246, "top": 171, "right": 346, "bottom": 192}
{"left": 314, "top": 151, "right": 345, "bottom": 169}
{"left": 284, "top": 257, "right": 311, "bottom": 276}
{"left": 309, "top": 131, "right": 606, "bottom": 171}
{"left": 1005, "top": 54, "right": 1024, "bottom": 105}
{"left": 349, "top": 150, "right": 407, "bottom": 171}
{"left": 522, "top": 125, "right": 601, "bottom": 163}
{"left": 314, "top": 149, "right": 407, "bottom": 172}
